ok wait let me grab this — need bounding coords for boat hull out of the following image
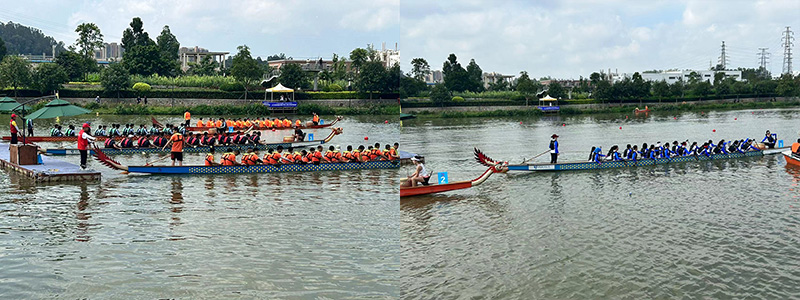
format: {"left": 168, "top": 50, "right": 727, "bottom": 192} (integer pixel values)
{"left": 508, "top": 150, "right": 764, "bottom": 172}
{"left": 125, "top": 160, "right": 400, "bottom": 174}
{"left": 3, "top": 136, "right": 120, "bottom": 142}
{"left": 45, "top": 140, "right": 325, "bottom": 156}
{"left": 188, "top": 123, "right": 332, "bottom": 132}
{"left": 400, "top": 181, "right": 473, "bottom": 197}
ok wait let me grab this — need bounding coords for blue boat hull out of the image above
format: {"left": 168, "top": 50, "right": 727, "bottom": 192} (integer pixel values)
{"left": 125, "top": 160, "right": 400, "bottom": 174}
{"left": 508, "top": 150, "right": 764, "bottom": 172}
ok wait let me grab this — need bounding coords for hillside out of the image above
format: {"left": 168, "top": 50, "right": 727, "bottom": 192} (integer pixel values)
{"left": 0, "top": 21, "right": 66, "bottom": 55}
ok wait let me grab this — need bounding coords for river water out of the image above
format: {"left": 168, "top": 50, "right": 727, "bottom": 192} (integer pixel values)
{"left": 399, "top": 108, "right": 800, "bottom": 299}
{"left": 0, "top": 115, "right": 401, "bottom": 299}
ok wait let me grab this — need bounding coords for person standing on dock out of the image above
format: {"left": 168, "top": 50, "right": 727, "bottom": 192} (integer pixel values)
{"left": 550, "top": 134, "right": 560, "bottom": 164}
{"left": 183, "top": 110, "right": 191, "bottom": 127}
{"left": 77, "top": 123, "right": 96, "bottom": 169}
{"left": 8, "top": 114, "right": 19, "bottom": 145}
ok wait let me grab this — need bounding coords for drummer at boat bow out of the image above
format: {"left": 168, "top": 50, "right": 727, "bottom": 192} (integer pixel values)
{"left": 761, "top": 130, "right": 777, "bottom": 148}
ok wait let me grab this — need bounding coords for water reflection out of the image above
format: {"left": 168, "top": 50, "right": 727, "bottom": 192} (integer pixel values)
{"left": 169, "top": 177, "right": 184, "bottom": 230}
{"left": 75, "top": 184, "right": 91, "bottom": 242}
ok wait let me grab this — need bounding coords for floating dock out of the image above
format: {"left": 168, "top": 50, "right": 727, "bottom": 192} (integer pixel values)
{"left": 0, "top": 144, "right": 100, "bottom": 183}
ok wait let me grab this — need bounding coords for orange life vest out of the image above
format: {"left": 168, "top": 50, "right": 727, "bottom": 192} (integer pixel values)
{"left": 197, "top": 120, "right": 204, "bottom": 127}
{"left": 283, "top": 119, "right": 291, "bottom": 127}
{"left": 206, "top": 120, "right": 215, "bottom": 127}
{"left": 205, "top": 153, "right": 214, "bottom": 166}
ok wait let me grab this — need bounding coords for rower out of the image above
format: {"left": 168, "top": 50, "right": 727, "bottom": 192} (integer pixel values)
{"left": 283, "top": 118, "right": 292, "bottom": 128}
{"left": 309, "top": 147, "right": 322, "bottom": 165}
{"left": 312, "top": 112, "right": 320, "bottom": 125}
{"left": 630, "top": 145, "right": 639, "bottom": 161}
{"left": 761, "top": 130, "right": 777, "bottom": 148}
{"left": 197, "top": 118, "right": 204, "bottom": 127}
{"left": 295, "top": 119, "right": 302, "bottom": 128}
{"left": 792, "top": 139, "right": 800, "bottom": 157}
{"left": 104, "top": 135, "right": 121, "bottom": 149}
{"left": 205, "top": 146, "right": 218, "bottom": 166}
{"left": 385, "top": 144, "right": 399, "bottom": 161}
{"left": 266, "top": 147, "right": 283, "bottom": 166}
{"left": 50, "top": 125, "right": 63, "bottom": 137}
{"left": 342, "top": 145, "right": 353, "bottom": 162}
{"left": 623, "top": 144, "right": 632, "bottom": 159}
{"left": 94, "top": 125, "right": 105, "bottom": 136}
{"left": 299, "top": 150, "right": 310, "bottom": 164}
{"left": 137, "top": 134, "right": 152, "bottom": 148}
{"left": 250, "top": 131, "right": 261, "bottom": 144}
{"left": 592, "top": 147, "right": 605, "bottom": 162}
{"left": 324, "top": 145, "right": 339, "bottom": 162}
{"left": 120, "top": 135, "right": 135, "bottom": 148}
{"left": 549, "top": 134, "right": 559, "bottom": 164}
{"left": 370, "top": 143, "right": 383, "bottom": 160}
{"left": 206, "top": 119, "right": 215, "bottom": 127}
{"left": 606, "top": 145, "right": 622, "bottom": 161}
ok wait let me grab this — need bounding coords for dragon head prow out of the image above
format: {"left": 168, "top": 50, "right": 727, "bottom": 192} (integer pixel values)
{"left": 474, "top": 148, "right": 508, "bottom": 173}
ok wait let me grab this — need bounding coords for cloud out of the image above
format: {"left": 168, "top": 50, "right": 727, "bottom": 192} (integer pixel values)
{"left": 401, "top": 0, "right": 799, "bottom": 78}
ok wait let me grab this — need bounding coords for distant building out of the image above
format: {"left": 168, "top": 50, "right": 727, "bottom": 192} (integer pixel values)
{"left": 377, "top": 42, "right": 400, "bottom": 68}
{"left": 179, "top": 46, "right": 228, "bottom": 72}
{"left": 267, "top": 59, "right": 352, "bottom": 72}
{"left": 482, "top": 72, "right": 515, "bottom": 89}
{"left": 94, "top": 42, "right": 123, "bottom": 61}
{"left": 641, "top": 70, "right": 741, "bottom": 85}
{"left": 424, "top": 70, "right": 444, "bottom": 85}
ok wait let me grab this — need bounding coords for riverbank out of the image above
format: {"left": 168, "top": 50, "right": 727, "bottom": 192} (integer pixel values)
{"left": 404, "top": 96, "right": 800, "bottom": 118}
{"left": 85, "top": 103, "right": 399, "bottom": 116}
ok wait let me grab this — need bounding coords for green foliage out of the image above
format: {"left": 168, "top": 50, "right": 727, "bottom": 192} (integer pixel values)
{"left": 155, "top": 25, "right": 180, "bottom": 76}
{"left": 101, "top": 63, "right": 130, "bottom": 94}
{"left": 0, "top": 37, "right": 6, "bottom": 61}
{"left": 123, "top": 43, "right": 161, "bottom": 76}
{"left": 31, "top": 63, "right": 68, "bottom": 94}
{"left": 410, "top": 58, "right": 430, "bottom": 80}
{"left": 323, "top": 83, "right": 343, "bottom": 92}
{"left": 355, "top": 61, "right": 387, "bottom": 97}
{"left": 230, "top": 45, "right": 263, "bottom": 89}
{"left": 349, "top": 48, "right": 369, "bottom": 73}
{"left": 547, "top": 81, "right": 566, "bottom": 99}
{"left": 516, "top": 71, "right": 537, "bottom": 100}
{"left": 278, "top": 63, "right": 309, "bottom": 90}
{"left": 0, "top": 55, "right": 31, "bottom": 94}
{"left": 451, "top": 96, "right": 464, "bottom": 102}
{"left": 453, "top": 90, "right": 521, "bottom": 99}
{"left": 130, "top": 74, "right": 234, "bottom": 88}
{"left": 0, "top": 21, "right": 67, "bottom": 56}
{"left": 188, "top": 56, "right": 218, "bottom": 76}
{"left": 121, "top": 17, "right": 151, "bottom": 50}
{"left": 510, "top": 94, "right": 526, "bottom": 102}
{"left": 400, "top": 76, "right": 427, "bottom": 98}
{"left": 219, "top": 82, "right": 245, "bottom": 92}
{"left": 430, "top": 84, "right": 450, "bottom": 105}
{"left": 74, "top": 23, "right": 103, "bottom": 58}
{"left": 132, "top": 82, "right": 151, "bottom": 94}
{"left": 55, "top": 51, "right": 96, "bottom": 81}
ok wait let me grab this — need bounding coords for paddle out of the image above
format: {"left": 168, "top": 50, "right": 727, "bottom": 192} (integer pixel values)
{"left": 521, "top": 150, "right": 551, "bottom": 164}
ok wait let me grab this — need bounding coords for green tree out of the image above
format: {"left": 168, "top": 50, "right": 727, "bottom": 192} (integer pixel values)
{"left": 101, "top": 63, "right": 130, "bottom": 97}
{"left": 466, "top": 59, "right": 484, "bottom": 92}
{"left": 442, "top": 53, "right": 470, "bottom": 92}
{"left": 230, "top": 45, "right": 263, "bottom": 98}
{"left": 74, "top": 23, "right": 103, "bottom": 58}
{"left": 652, "top": 80, "right": 670, "bottom": 101}
{"left": 594, "top": 80, "right": 612, "bottom": 102}
{"left": 123, "top": 44, "right": 160, "bottom": 76}
{"left": 278, "top": 63, "right": 309, "bottom": 90}
{"left": 188, "top": 55, "right": 218, "bottom": 76}
{"left": 349, "top": 48, "right": 368, "bottom": 74}
{"left": 488, "top": 78, "right": 509, "bottom": 91}
{"left": 670, "top": 80, "right": 685, "bottom": 98}
{"left": 410, "top": 57, "right": 430, "bottom": 81}
{"left": 156, "top": 25, "right": 180, "bottom": 76}
{"left": 754, "top": 80, "right": 777, "bottom": 96}
{"left": 732, "top": 80, "right": 751, "bottom": 95}
{"left": 400, "top": 76, "right": 427, "bottom": 98}
{"left": 776, "top": 74, "right": 798, "bottom": 96}
{"left": 715, "top": 77, "right": 734, "bottom": 96}
{"left": 330, "top": 53, "right": 348, "bottom": 81}
{"left": 121, "top": 17, "right": 151, "bottom": 50}
{"left": 516, "top": 71, "right": 537, "bottom": 105}
{"left": 693, "top": 81, "right": 712, "bottom": 98}
{"left": 0, "top": 56, "right": 31, "bottom": 96}
{"left": 355, "top": 61, "right": 387, "bottom": 99}
{"left": 630, "top": 72, "right": 649, "bottom": 98}
{"left": 31, "top": 63, "right": 68, "bottom": 94}
{"left": 547, "top": 81, "right": 565, "bottom": 99}
{"left": 429, "top": 84, "right": 450, "bottom": 106}
{"left": 0, "top": 37, "right": 6, "bottom": 62}
{"left": 55, "top": 50, "right": 95, "bottom": 81}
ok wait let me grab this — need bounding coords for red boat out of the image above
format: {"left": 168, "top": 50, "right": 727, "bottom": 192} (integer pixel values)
{"left": 783, "top": 150, "right": 800, "bottom": 167}
{"left": 2, "top": 135, "right": 122, "bottom": 142}
{"left": 153, "top": 116, "right": 342, "bottom": 132}
{"left": 399, "top": 148, "right": 508, "bottom": 197}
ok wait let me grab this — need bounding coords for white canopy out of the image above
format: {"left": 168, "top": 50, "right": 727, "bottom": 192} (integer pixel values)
{"left": 264, "top": 83, "right": 295, "bottom": 101}
{"left": 265, "top": 83, "right": 294, "bottom": 92}
{"left": 540, "top": 95, "right": 557, "bottom": 101}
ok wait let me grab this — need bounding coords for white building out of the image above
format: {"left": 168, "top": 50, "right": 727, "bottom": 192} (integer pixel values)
{"left": 377, "top": 42, "right": 400, "bottom": 68}
{"left": 482, "top": 72, "right": 515, "bottom": 89}
{"left": 424, "top": 70, "right": 444, "bottom": 85}
{"left": 641, "top": 70, "right": 741, "bottom": 85}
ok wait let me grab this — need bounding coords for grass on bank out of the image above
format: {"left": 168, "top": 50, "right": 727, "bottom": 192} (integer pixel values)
{"left": 411, "top": 100, "right": 800, "bottom": 118}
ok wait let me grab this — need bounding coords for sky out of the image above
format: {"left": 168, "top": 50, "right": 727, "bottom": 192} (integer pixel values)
{"left": 1, "top": 0, "right": 798, "bottom": 79}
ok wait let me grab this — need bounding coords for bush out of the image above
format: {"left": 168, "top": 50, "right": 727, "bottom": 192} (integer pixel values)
{"left": 510, "top": 94, "right": 526, "bottom": 102}
{"left": 452, "top": 96, "right": 464, "bottom": 102}
{"left": 220, "top": 82, "right": 245, "bottom": 92}
{"left": 323, "top": 83, "right": 343, "bottom": 92}
{"left": 132, "top": 82, "right": 151, "bottom": 94}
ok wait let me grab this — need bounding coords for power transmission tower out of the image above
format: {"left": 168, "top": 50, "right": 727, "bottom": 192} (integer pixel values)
{"left": 718, "top": 41, "right": 728, "bottom": 70}
{"left": 782, "top": 26, "right": 794, "bottom": 74}
{"left": 758, "top": 47, "right": 770, "bottom": 77}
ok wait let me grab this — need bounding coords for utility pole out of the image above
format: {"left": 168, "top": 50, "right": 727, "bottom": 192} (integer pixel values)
{"left": 782, "top": 26, "right": 794, "bottom": 75}
{"left": 718, "top": 41, "right": 728, "bottom": 70}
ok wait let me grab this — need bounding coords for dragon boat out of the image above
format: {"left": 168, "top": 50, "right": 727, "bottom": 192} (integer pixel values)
{"left": 3, "top": 135, "right": 123, "bottom": 143}
{"left": 504, "top": 146, "right": 790, "bottom": 172}
{"left": 400, "top": 148, "right": 507, "bottom": 197}
{"left": 41, "top": 128, "right": 343, "bottom": 156}
{"left": 92, "top": 146, "right": 400, "bottom": 175}
{"left": 783, "top": 150, "right": 800, "bottom": 167}
{"left": 153, "top": 116, "right": 342, "bottom": 132}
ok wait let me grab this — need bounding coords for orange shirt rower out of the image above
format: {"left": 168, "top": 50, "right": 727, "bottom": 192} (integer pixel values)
{"left": 206, "top": 119, "right": 215, "bottom": 127}
{"left": 197, "top": 119, "right": 204, "bottom": 127}
{"left": 295, "top": 119, "right": 302, "bottom": 127}
{"left": 215, "top": 119, "right": 223, "bottom": 127}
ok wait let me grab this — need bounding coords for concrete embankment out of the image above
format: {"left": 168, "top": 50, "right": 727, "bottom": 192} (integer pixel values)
{"left": 19, "top": 97, "right": 398, "bottom": 108}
